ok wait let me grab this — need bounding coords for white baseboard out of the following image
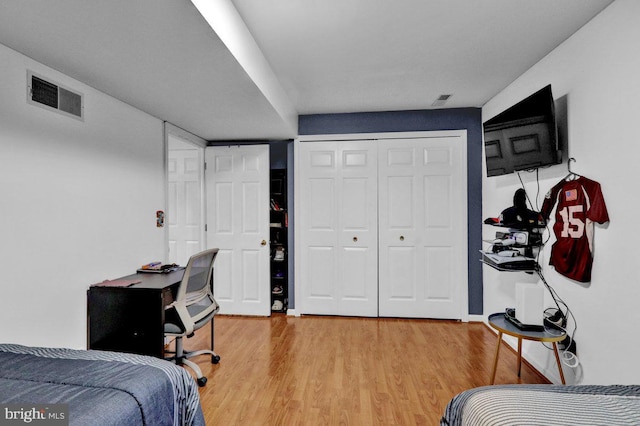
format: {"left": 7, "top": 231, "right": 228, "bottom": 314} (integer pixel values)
{"left": 468, "top": 314, "right": 486, "bottom": 323}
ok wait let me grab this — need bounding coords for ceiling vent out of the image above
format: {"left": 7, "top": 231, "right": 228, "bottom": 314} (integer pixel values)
{"left": 27, "top": 71, "right": 84, "bottom": 120}
{"left": 432, "top": 94, "right": 452, "bottom": 107}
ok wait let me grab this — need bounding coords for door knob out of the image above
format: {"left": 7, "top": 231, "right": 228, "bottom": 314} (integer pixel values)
{"left": 353, "top": 237, "right": 358, "bottom": 242}
{"left": 399, "top": 235, "right": 405, "bottom": 241}
{"left": 261, "top": 240, "right": 267, "bottom": 246}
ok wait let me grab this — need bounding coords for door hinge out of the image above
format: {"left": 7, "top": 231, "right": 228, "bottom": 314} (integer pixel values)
{"left": 205, "top": 224, "right": 208, "bottom": 232}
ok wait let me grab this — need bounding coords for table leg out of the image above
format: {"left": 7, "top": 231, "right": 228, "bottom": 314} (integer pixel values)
{"left": 210, "top": 317, "right": 214, "bottom": 352}
{"left": 490, "top": 331, "right": 503, "bottom": 385}
{"left": 517, "top": 338, "right": 523, "bottom": 377}
{"left": 552, "top": 342, "right": 566, "bottom": 384}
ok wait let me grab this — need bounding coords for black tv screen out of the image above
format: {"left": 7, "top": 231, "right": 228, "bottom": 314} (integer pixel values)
{"left": 483, "top": 85, "right": 561, "bottom": 177}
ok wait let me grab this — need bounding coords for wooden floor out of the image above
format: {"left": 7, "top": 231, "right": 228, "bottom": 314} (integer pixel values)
{"left": 183, "top": 314, "right": 549, "bottom": 425}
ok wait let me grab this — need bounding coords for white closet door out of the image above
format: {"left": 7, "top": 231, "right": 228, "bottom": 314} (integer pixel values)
{"left": 297, "top": 140, "right": 378, "bottom": 316}
{"left": 378, "top": 136, "right": 467, "bottom": 319}
{"left": 205, "top": 145, "right": 271, "bottom": 316}
{"left": 167, "top": 135, "right": 204, "bottom": 266}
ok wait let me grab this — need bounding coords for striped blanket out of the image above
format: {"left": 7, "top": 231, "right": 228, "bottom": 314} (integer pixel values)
{"left": 441, "top": 384, "right": 640, "bottom": 426}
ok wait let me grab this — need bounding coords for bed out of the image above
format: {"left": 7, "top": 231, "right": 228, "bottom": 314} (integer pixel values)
{"left": 441, "top": 384, "right": 640, "bottom": 426}
{"left": 0, "top": 343, "right": 205, "bottom": 426}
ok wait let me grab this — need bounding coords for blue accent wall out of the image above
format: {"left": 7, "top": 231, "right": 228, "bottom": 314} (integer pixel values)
{"left": 299, "top": 108, "right": 483, "bottom": 315}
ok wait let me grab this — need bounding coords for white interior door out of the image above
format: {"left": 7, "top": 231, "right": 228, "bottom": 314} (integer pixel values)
{"left": 297, "top": 140, "right": 378, "bottom": 316}
{"left": 206, "top": 145, "right": 270, "bottom": 316}
{"left": 378, "top": 136, "right": 467, "bottom": 319}
{"left": 168, "top": 135, "right": 204, "bottom": 266}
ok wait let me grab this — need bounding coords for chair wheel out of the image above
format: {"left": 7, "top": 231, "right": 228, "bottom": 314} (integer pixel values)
{"left": 197, "top": 377, "right": 207, "bottom": 387}
{"left": 212, "top": 355, "right": 221, "bottom": 364}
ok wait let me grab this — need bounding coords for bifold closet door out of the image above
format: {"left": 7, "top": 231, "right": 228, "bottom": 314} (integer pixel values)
{"left": 378, "top": 136, "right": 467, "bottom": 319}
{"left": 297, "top": 140, "right": 378, "bottom": 316}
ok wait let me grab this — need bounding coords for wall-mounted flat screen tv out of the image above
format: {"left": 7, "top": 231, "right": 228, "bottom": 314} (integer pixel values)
{"left": 483, "top": 85, "right": 561, "bottom": 177}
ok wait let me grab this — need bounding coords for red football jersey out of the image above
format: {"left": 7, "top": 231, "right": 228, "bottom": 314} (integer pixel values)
{"left": 541, "top": 176, "right": 609, "bottom": 282}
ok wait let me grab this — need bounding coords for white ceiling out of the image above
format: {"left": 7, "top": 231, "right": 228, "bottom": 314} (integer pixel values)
{"left": 0, "top": 0, "right": 614, "bottom": 141}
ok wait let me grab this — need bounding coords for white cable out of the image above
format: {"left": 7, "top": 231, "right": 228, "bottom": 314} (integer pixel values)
{"left": 562, "top": 350, "right": 580, "bottom": 368}
{"left": 537, "top": 270, "right": 581, "bottom": 369}
{"left": 511, "top": 181, "right": 581, "bottom": 370}
{"left": 546, "top": 323, "right": 581, "bottom": 369}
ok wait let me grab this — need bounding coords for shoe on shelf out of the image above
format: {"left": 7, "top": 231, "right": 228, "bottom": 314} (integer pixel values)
{"left": 274, "top": 247, "right": 285, "bottom": 261}
{"left": 272, "top": 285, "right": 283, "bottom": 295}
{"left": 272, "top": 300, "right": 284, "bottom": 311}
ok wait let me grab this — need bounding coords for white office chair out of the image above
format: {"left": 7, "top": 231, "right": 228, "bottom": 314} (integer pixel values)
{"left": 164, "top": 248, "right": 221, "bottom": 386}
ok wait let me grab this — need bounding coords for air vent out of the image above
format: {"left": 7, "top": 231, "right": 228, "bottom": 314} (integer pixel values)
{"left": 27, "top": 71, "right": 84, "bottom": 120}
{"left": 432, "top": 94, "right": 452, "bottom": 107}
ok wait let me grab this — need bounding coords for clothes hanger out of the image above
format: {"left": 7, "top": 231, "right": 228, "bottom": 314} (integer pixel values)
{"left": 564, "top": 157, "right": 581, "bottom": 181}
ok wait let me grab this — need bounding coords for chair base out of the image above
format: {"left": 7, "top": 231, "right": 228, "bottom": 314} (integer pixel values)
{"left": 166, "top": 337, "right": 221, "bottom": 387}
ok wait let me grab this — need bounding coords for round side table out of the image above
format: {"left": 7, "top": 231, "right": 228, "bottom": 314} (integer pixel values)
{"left": 488, "top": 312, "right": 567, "bottom": 385}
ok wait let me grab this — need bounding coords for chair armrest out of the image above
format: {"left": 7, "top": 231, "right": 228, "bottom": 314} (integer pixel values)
{"left": 174, "top": 304, "right": 195, "bottom": 335}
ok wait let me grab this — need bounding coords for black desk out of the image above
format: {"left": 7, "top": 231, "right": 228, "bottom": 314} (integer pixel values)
{"left": 87, "top": 270, "right": 184, "bottom": 358}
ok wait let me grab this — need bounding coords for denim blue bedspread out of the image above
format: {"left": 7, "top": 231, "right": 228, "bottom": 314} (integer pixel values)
{"left": 0, "top": 344, "right": 205, "bottom": 426}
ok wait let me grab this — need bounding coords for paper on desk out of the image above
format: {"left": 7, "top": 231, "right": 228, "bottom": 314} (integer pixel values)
{"left": 93, "top": 279, "right": 142, "bottom": 287}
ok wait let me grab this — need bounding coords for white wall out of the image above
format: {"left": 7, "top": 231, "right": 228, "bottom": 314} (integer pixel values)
{"left": 483, "top": 0, "right": 640, "bottom": 384}
{"left": 0, "top": 43, "right": 166, "bottom": 349}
